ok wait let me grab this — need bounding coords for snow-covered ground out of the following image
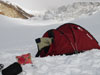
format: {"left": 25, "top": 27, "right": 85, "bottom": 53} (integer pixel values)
{"left": 0, "top": 0, "right": 100, "bottom": 75}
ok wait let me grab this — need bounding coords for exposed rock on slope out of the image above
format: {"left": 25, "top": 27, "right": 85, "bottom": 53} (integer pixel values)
{"left": 0, "top": 1, "right": 33, "bottom": 19}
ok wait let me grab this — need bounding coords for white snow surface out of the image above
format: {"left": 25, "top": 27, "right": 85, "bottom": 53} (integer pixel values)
{"left": 0, "top": 0, "right": 100, "bottom": 75}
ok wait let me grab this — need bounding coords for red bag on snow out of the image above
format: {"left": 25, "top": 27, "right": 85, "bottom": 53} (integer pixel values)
{"left": 16, "top": 53, "right": 32, "bottom": 65}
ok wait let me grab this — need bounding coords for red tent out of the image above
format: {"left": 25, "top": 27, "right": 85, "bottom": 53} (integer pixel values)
{"left": 35, "top": 23, "right": 100, "bottom": 57}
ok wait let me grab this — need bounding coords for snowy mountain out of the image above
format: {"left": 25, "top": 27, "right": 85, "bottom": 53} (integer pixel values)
{"left": 3, "top": 0, "right": 100, "bottom": 11}
{"left": 32, "top": 2, "right": 100, "bottom": 21}
{"left": 0, "top": 0, "right": 33, "bottom": 19}
{"left": 1, "top": 0, "right": 100, "bottom": 21}
{"left": 2, "top": 0, "right": 74, "bottom": 11}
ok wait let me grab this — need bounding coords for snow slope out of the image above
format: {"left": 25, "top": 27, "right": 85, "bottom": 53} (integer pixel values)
{"left": 0, "top": 10, "right": 100, "bottom": 75}
{"left": 37, "top": 2, "right": 100, "bottom": 21}
{"left": 3, "top": 0, "right": 100, "bottom": 11}
{"left": 3, "top": 0, "right": 74, "bottom": 11}
{"left": 2, "top": 0, "right": 100, "bottom": 21}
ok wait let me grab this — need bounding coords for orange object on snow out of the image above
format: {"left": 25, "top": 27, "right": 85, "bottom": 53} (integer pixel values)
{"left": 16, "top": 53, "right": 32, "bottom": 65}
